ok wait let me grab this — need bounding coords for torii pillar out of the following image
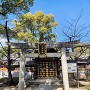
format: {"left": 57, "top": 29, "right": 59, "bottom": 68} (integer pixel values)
{"left": 61, "top": 48, "right": 69, "bottom": 90}
{"left": 18, "top": 49, "right": 25, "bottom": 90}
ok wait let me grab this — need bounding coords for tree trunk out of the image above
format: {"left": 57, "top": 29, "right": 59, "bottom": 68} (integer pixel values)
{"left": 5, "top": 21, "right": 13, "bottom": 84}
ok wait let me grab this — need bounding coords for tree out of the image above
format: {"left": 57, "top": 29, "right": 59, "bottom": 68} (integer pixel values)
{"left": 60, "top": 13, "right": 90, "bottom": 88}
{"left": 74, "top": 44, "right": 90, "bottom": 58}
{"left": 0, "top": 0, "right": 34, "bottom": 84}
{"left": 61, "top": 11, "right": 89, "bottom": 42}
{"left": 0, "top": 0, "right": 34, "bottom": 16}
{"left": 12, "top": 11, "right": 57, "bottom": 44}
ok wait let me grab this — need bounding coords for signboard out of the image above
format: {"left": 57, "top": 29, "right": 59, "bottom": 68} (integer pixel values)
{"left": 38, "top": 43, "right": 47, "bottom": 57}
{"left": 2, "top": 71, "right": 8, "bottom": 77}
{"left": 2, "top": 68, "right": 8, "bottom": 78}
{"left": 67, "top": 63, "right": 77, "bottom": 73}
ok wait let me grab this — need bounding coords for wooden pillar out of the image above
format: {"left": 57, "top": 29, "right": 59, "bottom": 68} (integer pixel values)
{"left": 34, "top": 60, "right": 37, "bottom": 79}
{"left": 18, "top": 49, "right": 25, "bottom": 90}
{"left": 61, "top": 48, "right": 69, "bottom": 90}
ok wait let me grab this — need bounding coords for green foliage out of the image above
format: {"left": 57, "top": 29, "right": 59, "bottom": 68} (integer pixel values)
{"left": 0, "top": 0, "right": 34, "bottom": 39}
{"left": 0, "top": 0, "right": 34, "bottom": 16}
{"left": 0, "top": 46, "right": 7, "bottom": 59}
{"left": 0, "top": 0, "right": 34, "bottom": 84}
{"left": 12, "top": 11, "right": 57, "bottom": 43}
{"left": 0, "top": 46, "right": 20, "bottom": 60}
{"left": 0, "top": 24, "right": 5, "bottom": 38}
{"left": 74, "top": 45, "right": 90, "bottom": 57}
{"left": 0, "top": 24, "right": 15, "bottom": 39}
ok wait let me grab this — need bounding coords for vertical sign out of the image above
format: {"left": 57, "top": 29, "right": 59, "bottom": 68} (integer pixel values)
{"left": 38, "top": 43, "right": 47, "bottom": 57}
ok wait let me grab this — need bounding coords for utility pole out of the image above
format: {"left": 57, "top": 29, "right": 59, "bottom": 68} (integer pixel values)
{"left": 61, "top": 48, "right": 69, "bottom": 90}
{"left": 18, "top": 49, "right": 25, "bottom": 90}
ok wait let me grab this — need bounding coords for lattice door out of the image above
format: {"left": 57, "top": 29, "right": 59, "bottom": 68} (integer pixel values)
{"left": 37, "top": 61, "right": 57, "bottom": 78}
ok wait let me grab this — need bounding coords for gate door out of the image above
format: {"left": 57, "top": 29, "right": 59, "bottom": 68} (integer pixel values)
{"left": 37, "top": 61, "right": 57, "bottom": 78}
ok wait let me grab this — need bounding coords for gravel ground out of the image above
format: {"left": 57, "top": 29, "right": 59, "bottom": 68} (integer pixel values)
{"left": 0, "top": 80, "right": 89, "bottom": 90}
{"left": 0, "top": 86, "right": 88, "bottom": 90}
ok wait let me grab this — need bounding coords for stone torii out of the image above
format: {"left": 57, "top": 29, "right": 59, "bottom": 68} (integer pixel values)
{"left": 8, "top": 40, "right": 79, "bottom": 90}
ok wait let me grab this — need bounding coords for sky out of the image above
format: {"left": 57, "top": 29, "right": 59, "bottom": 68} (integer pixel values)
{"left": 29, "top": 0, "right": 90, "bottom": 42}
{"left": 1, "top": 0, "right": 90, "bottom": 45}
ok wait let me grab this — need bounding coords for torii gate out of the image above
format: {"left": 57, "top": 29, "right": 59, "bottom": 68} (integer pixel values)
{"left": 8, "top": 40, "right": 79, "bottom": 90}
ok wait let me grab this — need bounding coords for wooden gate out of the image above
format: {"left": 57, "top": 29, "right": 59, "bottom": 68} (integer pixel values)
{"left": 34, "top": 58, "right": 60, "bottom": 79}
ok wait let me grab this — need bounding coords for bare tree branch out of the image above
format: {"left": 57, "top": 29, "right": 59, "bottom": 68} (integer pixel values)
{"left": 60, "top": 11, "right": 90, "bottom": 42}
